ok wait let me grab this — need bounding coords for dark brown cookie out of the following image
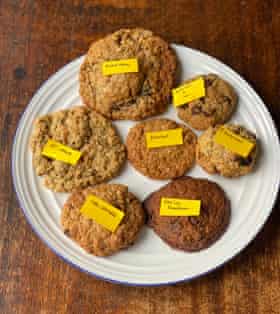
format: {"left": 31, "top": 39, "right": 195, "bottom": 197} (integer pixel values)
{"left": 126, "top": 118, "right": 197, "bottom": 180}
{"left": 143, "top": 177, "right": 230, "bottom": 251}
{"left": 79, "top": 28, "right": 177, "bottom": 120}
{"left": 61, "top": 184, "right": 145, "bottom": 257}
{"left": 176, "top": 74, "right": 237, "bottom": 130}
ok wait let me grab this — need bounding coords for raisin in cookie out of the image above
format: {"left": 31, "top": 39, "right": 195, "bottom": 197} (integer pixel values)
{"left": 144, "top": 177, "right": 230, "bottom": 251}
{"left": 176, "top": 74, "right": 237, "bottom": 130}
{"left": 61, "top": 184, "right": 145, "bottom": 256}
{"left": 30, "top": 106, "right": 126, "bottom": 192}
{"left": 79, "top": 28, "right": 177, "bottom": 120}
{"left": 126, "top": 118, "right": 197, "bottom": 180}
{"left": 196, "top": 124, "right": 258, "bottom": 177}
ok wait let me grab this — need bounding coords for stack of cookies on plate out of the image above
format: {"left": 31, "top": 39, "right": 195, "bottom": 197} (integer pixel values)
{"left": 30, "top": 28, "right": 259, "bottom": 257}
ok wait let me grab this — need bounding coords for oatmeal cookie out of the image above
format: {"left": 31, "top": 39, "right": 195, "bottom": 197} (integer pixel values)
{"left": 126, "top": 118, "right": 197, "bottom": 180}
{"left": 196, "top": 124, "right": 258, "bottom": 177}
{"left": 176, "top": 74, "right": 237, "bottom": 130}
{"left": 79, "top": 28, "right": 177, "bottom": 120}
{"left": 30, "top": 106, "right": 126, "bottom": 192}
{"left": 61, "top": 184, "right": 145, "bottom": 256}
{"left": 143, "top": 177, "right": 231, "bottom": 251}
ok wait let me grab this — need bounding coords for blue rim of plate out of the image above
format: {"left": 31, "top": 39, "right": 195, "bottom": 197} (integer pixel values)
{"left": 11, "top": 45, "right": 280, "bottom": 286}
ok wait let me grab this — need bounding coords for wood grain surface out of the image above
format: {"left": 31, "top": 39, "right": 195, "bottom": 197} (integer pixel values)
{"left": 0, "top": 1, "right": 279, "bottom": 313}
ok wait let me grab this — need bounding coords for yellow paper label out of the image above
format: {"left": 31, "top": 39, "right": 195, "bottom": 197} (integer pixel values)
{"left": 173, "top": 77, "right": 205, "bottom": 107}
{"left": 214, "top": 126, "right": 255, "bottom": 158}
{"left": 160, "top": 198, "right": 201, "bottom": 216}
{"left": 42, "top": 139, "right": 81, "bottom": 165}
{"left": 102, "top": 58, "right": 138, "bottom": 75}
{"left": 146, "top": 128, "right": 183, "bottom": 148}
{"left": 80, "top": 195, "right": 124, "bottom": 232}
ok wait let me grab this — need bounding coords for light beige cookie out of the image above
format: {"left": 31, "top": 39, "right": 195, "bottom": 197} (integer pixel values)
{"left": 61, "top": 184, "right": 145, "bottom": 256}
{"left": 196, "top": 124, "right": 258, "bottom": 177}
{"left": 30, "top": 106, "right": 126, "bottom": 192}
{"left": 176, "top": 74, "right": 237, "bottom": 130}
{"left": 79, "top": 28, "right": 177, "bottom": 120}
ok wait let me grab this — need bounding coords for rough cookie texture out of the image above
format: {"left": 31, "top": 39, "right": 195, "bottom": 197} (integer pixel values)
{"left": 144, "top": 177, "right": 230, "bottom": 251}
{"left": 126, "top": 118, "right": 197, "bottom": 180}
{"left": 61, "top": 184, "right": 145, "bottom": 256}
{"left": 79, "top": 28, "right": 177, "bottom": 120}
{"left": 30, "top": 106, "right": 126, "bottom": 192}
{"left": 177, "top": 74, "right": 237, "bottom": 130}
{"left": 196, "top": 124, "right": 258, "bottom": 177}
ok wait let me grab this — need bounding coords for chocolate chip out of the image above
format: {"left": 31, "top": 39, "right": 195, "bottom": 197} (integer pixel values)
{"left": 191, "top": 106, "right": 202, "bottom": 114}
{"left": 201, "top": 111, "right": 211, "bottom": 117}
{"left": 202, "top": 108, "right": 216, "bottom": 117}
{"left": 113, "top": 35, "right": 122, "bottom": 46}
{"left": 185, "top": 134, "right": 194, "bottom": 144}
{"left": 141, "top": 82, "right": 152, "bottom": 96}
{"left": 199, "top": 97, "right": 205, "bottom": 104}
{"left": 205, "top": 79, "right": 213, "bottom": 87}
{"left": 125, "top": 99, "right": 136, "bottom": 106}
{"left": 222, "top": 96, "right": 232, "bottom": 104}
{"left": 235, "top": 155, "right": 253, "bottom": 166}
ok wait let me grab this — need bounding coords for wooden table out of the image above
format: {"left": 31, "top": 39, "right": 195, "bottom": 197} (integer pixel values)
{"left": 1, "top": 1, "right": 279, "bottom": 313}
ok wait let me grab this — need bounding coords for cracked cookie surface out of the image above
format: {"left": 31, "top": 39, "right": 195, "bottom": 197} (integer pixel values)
{"left": 196, "top": 124, "right": 258, "bottom": 177}
{"left": 126, "top": 118, "right": 197, "bottom": 180}
{"left": 30, "top": 106, "right": 126, "bottom": 192}
{"left": 79, "top": 28, "right": 177, "bottom": 120}
{"left": 144, "top": 177, "right": 230, "bottom": 251}
{"left": 61, "top": 184, "right": 145, "bottom": 256}
{"left": 176, "top": 74, "right": 237, "bottom": 130}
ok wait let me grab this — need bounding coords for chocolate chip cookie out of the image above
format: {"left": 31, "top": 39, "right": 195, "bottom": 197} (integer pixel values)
{"left": 176, "top": 74, "right": 237, "bottom": 130}
{"left": 143, "top": 177, "right": 231, "bottom": 251}
{"left": 126, "top": 118, "right": 197, "bottom": 180}
{"left": 30, "top": 106, "right": 126, "bottom": 192}
{"left": 196, "top": 124, "right": 258, "bottom": 177}
{"left": 61, "top": 184, "right": 145, "bottom": 256}
{"left": 79, "top": 28, "right": 177, "bottom": 120}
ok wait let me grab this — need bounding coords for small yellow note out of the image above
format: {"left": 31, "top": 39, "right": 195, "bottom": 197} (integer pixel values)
{"left": 146, "top": 128, "right": 183, "bottom": 148}
{"left": 80, "top": 195, "right": 124, "bottom": 232}
{"left": 160, "top": 198, "right": 201, "bottom": 216}
{"left": 172, "top": 77, "right": 205, "bottom": 107}
{"left": 42, "top": 139, "right": 81, "bottom": 165}
{"left": 214, "top": 126, "right": 255, "bottom": 158}
{"left": 102, "top": 58, "right": 138, "bottom": 75}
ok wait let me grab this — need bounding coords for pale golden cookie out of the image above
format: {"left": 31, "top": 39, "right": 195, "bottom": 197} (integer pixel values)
{"left": 61, "top": 184, "right": 145, "bottom": 256}
{"left": 196, "top": 124, "right": 258, "bottom": 177}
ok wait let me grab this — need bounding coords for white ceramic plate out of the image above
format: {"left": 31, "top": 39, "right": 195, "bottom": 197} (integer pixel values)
{"left": 12, "top": 45, "right": 280, "bottom": 286}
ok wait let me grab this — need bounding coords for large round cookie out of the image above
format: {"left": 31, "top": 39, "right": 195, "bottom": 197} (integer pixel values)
{"left": 196, "top": 124, "right": 258, "bottom": 177}
{"left": 126, "top": 118, "right": 197, "bottom": 180}
{"left": 176, "top": 74, "right": 237, "bottom": 130}
{"left": 61, "top": 184, "right": 145, "bottom": 256}
{"left": 79, "top": 28, "right": 177, "bottom": 120}
{"left": 30, "top": 106, "right": 126, "bottom": 192}
{"left": 144, "top": 177, "right": 231, "bottom": 251}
